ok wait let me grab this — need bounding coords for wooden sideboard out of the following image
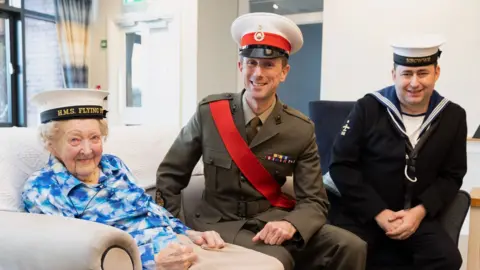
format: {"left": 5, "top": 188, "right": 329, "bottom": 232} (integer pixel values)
{"left": 468, "top": 188, "right": 480, "bottom": 270}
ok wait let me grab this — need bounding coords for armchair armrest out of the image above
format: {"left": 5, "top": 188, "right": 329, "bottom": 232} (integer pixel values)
{"left": 468, "top": 188, "right": 480, "bottom": 270}
{"left": 0, "top": 211, "right": 142, "bottom": 270}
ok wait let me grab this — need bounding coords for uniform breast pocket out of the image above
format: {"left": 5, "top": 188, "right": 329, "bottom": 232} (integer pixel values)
{"left": 202, "top": 148, "right": 232, "bottom": 190}
{"left": 271, "top": 163, "right": 293, "bottom": 182}
{"left": 259, "top": 154, "right": 294, "bottom": 184}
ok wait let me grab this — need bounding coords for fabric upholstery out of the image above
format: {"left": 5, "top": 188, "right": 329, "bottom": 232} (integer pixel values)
{"left": 438, "top": 190, "right": 471, "bottom": 245}
{"left": 0, "top": 211, "right": 141, "bottom": 270}
{"left": 0, "top": 127, "right": 49, "bottom": 212}
{"left": 308, "top": 100, "right": 355, "bottom": 174}
{"left": 103, "top": 125, "right": 204, "bottom": 188}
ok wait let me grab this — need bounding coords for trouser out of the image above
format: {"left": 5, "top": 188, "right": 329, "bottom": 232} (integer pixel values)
{"left": 233, "top": 220, "right": 367, "bottom": 270}
{"left": 336, "top": 219, "right": 462, "bottom": 270}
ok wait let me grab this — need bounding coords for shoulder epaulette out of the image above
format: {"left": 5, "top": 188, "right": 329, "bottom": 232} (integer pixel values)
{"left": 281, "top": 104, "right": 312, "bottom": 124}
{"left": 199, "top": 93, "right": 234, "bottom": 105}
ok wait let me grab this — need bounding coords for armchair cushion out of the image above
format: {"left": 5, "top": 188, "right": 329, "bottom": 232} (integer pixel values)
{"left": 103, "top": 125, "right": 204, "bottom": 188}
{"left": 0, "top": 127, "right": 48, "bottom": 212}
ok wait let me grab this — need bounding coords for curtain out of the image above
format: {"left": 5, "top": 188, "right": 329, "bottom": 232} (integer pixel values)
{"left": 54, "top": 0, "right": 92, "bottom": 88}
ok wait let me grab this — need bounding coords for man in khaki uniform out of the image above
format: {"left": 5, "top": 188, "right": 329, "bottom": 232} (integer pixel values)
{"left": 156, "top": 12, "right": 366, "bottom": 270}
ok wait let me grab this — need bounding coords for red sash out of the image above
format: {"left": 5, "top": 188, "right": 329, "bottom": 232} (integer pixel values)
{"left": 209, "top": 100, "right": 296, "bottom": 209}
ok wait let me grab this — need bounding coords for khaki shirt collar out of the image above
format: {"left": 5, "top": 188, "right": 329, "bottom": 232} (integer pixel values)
{"left": 242, "top": 92, "right": 276, "bottom": 126}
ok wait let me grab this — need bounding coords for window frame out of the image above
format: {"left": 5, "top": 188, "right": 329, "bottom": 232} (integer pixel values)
{"left": 0, "top": 0, "right": 58, "bottom": 127}
{"left": 0, "top": 2, "right": 22, "bottom": 127}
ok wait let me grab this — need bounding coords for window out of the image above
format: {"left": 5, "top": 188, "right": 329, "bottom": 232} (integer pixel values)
{"left": 24, "top": 0, "right": 55, "bottom": 15}
{"left": 0, "top": 17, "right": 10, "bottom": 123}
{"left": 126, "top": 32, "right": 143, "bottom": 107}
{"left": 0, "top": 0, "right": 64, "bottom": 127}
{"left": 24, "top": 0, "right": 64, "bottom": 126}
{"left": 25, "top": 17, "right": 64, "bottom": 126}
{"left": 0, "top": 6, "right": 22, "bottom": 127}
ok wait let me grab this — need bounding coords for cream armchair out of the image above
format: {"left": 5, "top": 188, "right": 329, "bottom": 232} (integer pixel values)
{"left": 0, "top": 211, "right": 141, "bottom": 270}
{"left": 0, "top": 125, "right": 196, "bottom": 270}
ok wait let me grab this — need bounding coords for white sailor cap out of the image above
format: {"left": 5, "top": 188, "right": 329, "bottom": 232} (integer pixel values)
{"left": 31, "top": 88, "right": 109, "bottom": 124}
{"left": 391, "top": 35, "right": 445, "bottom": 67}
{"left": 231, "top": 12, "right": 303, "bottom": 59}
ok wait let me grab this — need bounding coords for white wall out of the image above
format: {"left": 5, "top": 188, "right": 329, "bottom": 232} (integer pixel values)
{"left": 89, "top": 0, "right": 122, "bottom": 92}
{"left": 197, "top": 0, "right": 239, "bottom": 99}
{"left": 89, "top": 0, "right": 241, "bottom": 127}
{"left": 322, "top": 0, "right": 480, "bottom": 136}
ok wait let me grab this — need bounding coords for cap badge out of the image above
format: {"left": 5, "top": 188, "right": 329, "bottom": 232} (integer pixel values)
{"left": 254, "top": 25, "right": 265, "bottom": 41}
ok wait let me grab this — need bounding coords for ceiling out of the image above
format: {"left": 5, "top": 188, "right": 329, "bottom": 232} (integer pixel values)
{"left": 249, "top": 0, "right": 323, "bottom": 15}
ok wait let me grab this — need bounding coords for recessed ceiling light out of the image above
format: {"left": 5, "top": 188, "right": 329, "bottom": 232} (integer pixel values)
{"left": 273, "top": 3, "right": 279, "bottom": 9}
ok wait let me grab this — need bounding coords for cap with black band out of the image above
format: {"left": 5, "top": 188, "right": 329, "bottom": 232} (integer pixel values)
{"left": 31, "top": 89, "right": 109, "bottom": 124}
{"left": 391, "top": 35, "right": 445, "bottom": 67}
{"left": 231, "top": 12, "right": 304, "bottom": 59}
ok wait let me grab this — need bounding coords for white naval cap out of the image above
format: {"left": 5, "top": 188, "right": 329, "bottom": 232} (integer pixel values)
{"left": 231, "top": 12, "right": 303, "bottom": 59}
{"left": 391, "top": 35, "right": 445, "bottom": 67}
{"left": 31, "top": 88, "right": 109, "bottom": 124}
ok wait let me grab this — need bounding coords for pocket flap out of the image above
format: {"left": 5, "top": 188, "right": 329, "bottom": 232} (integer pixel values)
{"left": 194, "top": 202, "right": 222, "bottom": 223}
{"left": 202, "top": 148, "right": 232, "bottom": 169}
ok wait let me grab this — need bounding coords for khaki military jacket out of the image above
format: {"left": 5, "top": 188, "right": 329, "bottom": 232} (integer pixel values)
{"left": 156, "top": 91, "right": 329, "bottom": 245}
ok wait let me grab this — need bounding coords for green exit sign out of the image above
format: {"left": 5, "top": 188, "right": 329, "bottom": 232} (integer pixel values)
{"left": 124, "top": 0, "right": 144, "bottom": 3}
{"left": 100, "top": 40, "right": 107, "bottom": 49}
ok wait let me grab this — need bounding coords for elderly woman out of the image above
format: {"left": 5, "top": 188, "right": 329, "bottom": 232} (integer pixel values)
{"left": 22, "top": 89, "right": 283, "bottom": 270}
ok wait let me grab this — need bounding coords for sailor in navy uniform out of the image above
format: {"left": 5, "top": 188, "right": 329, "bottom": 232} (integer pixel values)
{"left": 329, "top": 36, "right": 467, "bottom": 270}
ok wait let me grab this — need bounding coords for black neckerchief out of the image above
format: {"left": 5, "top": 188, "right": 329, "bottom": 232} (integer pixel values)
{"left": 368, "top": 86, "right": 449, "bottom": 209}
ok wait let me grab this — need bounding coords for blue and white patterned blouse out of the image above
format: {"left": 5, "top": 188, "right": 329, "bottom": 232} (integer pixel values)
{"left": 22, "top": 154, "right": 190, "bottom": 269}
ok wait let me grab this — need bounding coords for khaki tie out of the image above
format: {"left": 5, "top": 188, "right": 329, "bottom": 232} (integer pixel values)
{"left": 246, "top": 117, "right": 262, "bottom": 144}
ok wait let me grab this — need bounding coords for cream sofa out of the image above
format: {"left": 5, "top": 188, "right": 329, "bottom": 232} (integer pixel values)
{"left": 0, "top": 125, "right": 205, "bottom": 270}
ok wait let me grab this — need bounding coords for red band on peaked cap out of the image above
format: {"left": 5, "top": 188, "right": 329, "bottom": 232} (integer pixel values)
{"left": 241, "top": 32, "right": 291, "bottom": 53}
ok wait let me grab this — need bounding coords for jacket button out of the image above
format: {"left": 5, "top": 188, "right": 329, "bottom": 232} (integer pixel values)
{"left": 195, "top": 213, "right": 200, "bottom": 218}
{"left": 240, "top": 175, "right": 246, "bottom": 182}
{"left": 209, "top": 158, "right": 213, "bottom": 164}
{"left": 275, "top": 115, "right": 282, "bottom": 124}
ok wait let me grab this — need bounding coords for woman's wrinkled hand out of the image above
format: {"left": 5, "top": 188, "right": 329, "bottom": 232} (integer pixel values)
{"left": 155, "top": 242, "right": 198, "bottom": 270}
